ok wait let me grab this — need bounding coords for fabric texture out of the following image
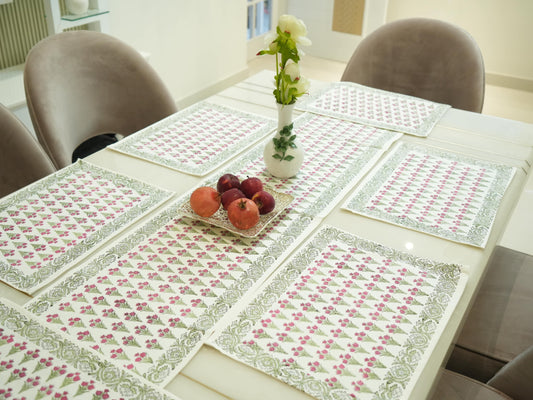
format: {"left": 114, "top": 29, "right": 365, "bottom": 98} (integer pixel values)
{"left": 447, "top": 246, "right": 533, "bottom": 381}
{"left": 0, "top": 103, "right": 56, "bottom": 198}
{"left": 24, "top": 30, "right": 177, "bottom": 169}
{"left": 431, "top": 370, "right": 511, "bottom": 400}
{"left": 488, "top": 345, "right": 533, "bottom": 400}
{"left": 341, "top": 18, "right": 485, "bottom": 112}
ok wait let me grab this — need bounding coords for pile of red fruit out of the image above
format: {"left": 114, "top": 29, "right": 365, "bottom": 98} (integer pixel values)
{"left": 189, "top": 173, "right": 276, "bottom": 230}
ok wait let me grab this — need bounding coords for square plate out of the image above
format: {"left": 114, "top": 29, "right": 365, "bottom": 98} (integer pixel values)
{"left": 178, "top": 188, "right": 294, "bottom": 237}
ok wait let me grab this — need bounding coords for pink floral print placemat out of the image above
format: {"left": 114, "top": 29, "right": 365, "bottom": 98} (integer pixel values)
{"left": 342, "top": 143, "right": 516, "bottom": 247}
{"left": 110, "top": 102, "right": 276, "bottom": 176}
{"left": 298, "top": 82, "right": 450, "bottom": 137}
{"left": 210, "top": 226, "right": 467, "bottom": 400}
{"left": 0, "top": 299, "right": 180, "bottom": 400}
{"left": 0, "top": 160, "right": 173, "bottom": 294}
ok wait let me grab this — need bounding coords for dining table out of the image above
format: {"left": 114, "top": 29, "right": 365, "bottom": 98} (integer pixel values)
{"left": 1, "top": 69, "right": 533, "bottom": 400}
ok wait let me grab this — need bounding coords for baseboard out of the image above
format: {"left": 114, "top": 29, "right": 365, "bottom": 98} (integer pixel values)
{"left": 486, "top": 72, "right": 533, "bottom": 93}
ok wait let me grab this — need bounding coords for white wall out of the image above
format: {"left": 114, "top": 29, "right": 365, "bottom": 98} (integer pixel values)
{"left": 287, "top": 0, "right": 389, "bottom": 62}
{"left": 386, "top": 0, "right": 533, "bottom": 83}
{"left": 106, "top": 0, "right": 533, "bottom": 105}
{"left": 108, "top": 0, "right": 248, "bottom": 106}
{"left": 287, "top": 0, "right": 533, "bottom": 86}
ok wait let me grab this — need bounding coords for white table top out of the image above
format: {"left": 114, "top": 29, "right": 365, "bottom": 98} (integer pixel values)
{"left": 1, "top": 70, "right": 533, "bottom": 400}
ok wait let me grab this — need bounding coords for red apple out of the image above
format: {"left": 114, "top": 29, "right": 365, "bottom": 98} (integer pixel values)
{"left": 252, "top": 190, "right": 276, "bottom": 214}
{"left": 241, "top": 177, "right": 263, "bottom": 198}
{"left": 217, "top": 173, "right": 240, "bottom": 193}
{"left": 221, "top": 188, "right": 246, "bottom": 210}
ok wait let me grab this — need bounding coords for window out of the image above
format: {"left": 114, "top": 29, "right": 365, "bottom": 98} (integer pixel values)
{"left": 247, "top": 0, "right": 271, "bottom": 40}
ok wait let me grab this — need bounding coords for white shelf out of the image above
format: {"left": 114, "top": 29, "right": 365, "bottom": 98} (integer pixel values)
{"left": 44, "top": 0, "right": 109, "bottom": 34}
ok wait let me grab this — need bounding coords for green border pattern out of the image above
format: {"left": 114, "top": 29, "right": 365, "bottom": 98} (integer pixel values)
{"left": 213, "top": 226, "right": 465, "bottom": 400}
{"left": 0, "top": 160, "right": 172, "bottom": 293}
{"left": 111, "top": 102, "right": 276, "bottom": 176}
{"left": 343, "top": 143, "right": 516, "bottom": 247}
{"left": 25, "top": 199, "right": 315, "bottom": 385}
{"left": 298, "top": 82, "right": 450, "bottom": 137}
{"left": 0, "top": 300, "right": 178, "bottom": 400}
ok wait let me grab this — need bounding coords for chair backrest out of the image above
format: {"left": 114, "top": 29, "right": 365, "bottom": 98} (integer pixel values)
{"left": 24, "top": 30, "right": 178, "bottom": 169}
{"left": 488, "top": 345, "right": 533, "bottom": 400}
{"left": 0, "top": 104, "right": 56, "bottom": 198}
{"left": 341, "top": 18, "right": 485, "bottom": 112}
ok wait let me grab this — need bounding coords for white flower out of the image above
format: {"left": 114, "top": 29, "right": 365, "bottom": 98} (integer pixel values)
{"left": 294, "top": 75, "right": 310, "bottom": 95}
{"left": 257, "top": 14, "right": 312, "bottom": 105}
{"left": 278, "top": 14, "right": 312, "bottom": 46}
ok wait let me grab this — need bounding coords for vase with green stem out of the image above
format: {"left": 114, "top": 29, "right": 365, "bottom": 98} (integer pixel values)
{"left": 257, "top": 14, "right": 311, "bottom": 178}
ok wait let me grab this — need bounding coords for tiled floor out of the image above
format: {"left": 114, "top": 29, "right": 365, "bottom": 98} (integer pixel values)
{"left": 247, "top": 55, "right": 533, "bottom": 125}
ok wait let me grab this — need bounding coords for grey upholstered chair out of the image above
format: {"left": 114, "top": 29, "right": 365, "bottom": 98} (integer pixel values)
{"left": 446, "top": 246, "right": 533, "bottom": 382}
{"left": 432, "top": 345, "right": 533, "bottom": 400}
{"left": 341, "top": 18, "right": 485, "bottom": 112}
{"left": 0, "top": 104, "right": 56, "bottom": 198}
{"left": 24, "top": 30, "right": 177, "bottom": 169}
{"left": 431, "top": 370, "right": 511, "bottom": 400}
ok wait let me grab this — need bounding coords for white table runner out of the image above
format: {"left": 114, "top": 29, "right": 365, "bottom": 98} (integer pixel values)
{"left": 210, "top": 226, "right": 467, "bottom": 400}
{"left": 211, "top": 113, "right": 402, "bottom": 218}
{"left": 23, "top": 112, "right": 402, "bottom": 385}
{"left": 298, "top": 82, "right": 450, "bottom": 137}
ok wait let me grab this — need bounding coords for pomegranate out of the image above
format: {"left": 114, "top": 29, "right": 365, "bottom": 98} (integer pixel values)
{"left": 227, "top": 198, "right": 260, "bottom": 230}
{"left": 189, "top": 187, "right": 220, "bottom": 217}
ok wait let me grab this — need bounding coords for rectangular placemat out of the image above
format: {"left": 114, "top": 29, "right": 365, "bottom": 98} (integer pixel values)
{"left": 110, "top": 102, "right": 276, "bottom": 176}
{"left": 210, "top": 226, "right": 467, "bottom": 400}
{"left": 0, "top": 299, "right": 180, "bottom": 400}
{"left": 342, "top": 142, "right": 516, "bottom": 247}
{"left": 0, "top": 160, "right": 173, "bottom": 294}
{"left": 297, "top": 82, "right": 450, "bottom": 137}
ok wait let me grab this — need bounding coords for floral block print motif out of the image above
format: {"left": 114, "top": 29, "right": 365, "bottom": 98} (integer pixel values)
{"left": 25, "top": 202, "right": 315, "bottom": 386}
{"left": 0, "top": 160, "right": 172, "bottom": 294}
{"left": 343, "top": 143, "right": 516, "bottom": 247}
{"left": 206, "top": 113, "right": 401, "bottom": 218}
{"left": 298, "top": 82, "right": 450, "bottom": 137}
{"left": 212, "top": 226, "right": 467, "bottom": 400}
{"left": 110, "top": 102, "right": 276, "bottom": 176}
{"left": 0, "top": 300, "right": 178, "bottom": 400}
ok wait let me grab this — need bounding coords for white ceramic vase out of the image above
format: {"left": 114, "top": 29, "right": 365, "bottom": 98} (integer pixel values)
{"left": 66, "top": 0, "right": 89, "bottom": 15}
{"left": 263, "top": 103, "right": 304, "bottom": 179}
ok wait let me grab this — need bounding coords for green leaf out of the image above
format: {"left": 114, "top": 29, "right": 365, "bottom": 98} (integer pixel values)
{"left": 284, "top": 155, "right": 295, "bottom": 161}
{"left": 272, "top": 154, "right": 283, "bottom": 160}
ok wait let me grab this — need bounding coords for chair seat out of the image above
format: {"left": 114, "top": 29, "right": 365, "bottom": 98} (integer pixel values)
{"left": 431, "top": 370, "right": 511, "bottom": 400}
{"left": 446, "top": 246, "right": 533, "bottom": 381}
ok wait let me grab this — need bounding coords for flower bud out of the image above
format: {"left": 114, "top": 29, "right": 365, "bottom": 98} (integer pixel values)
{"left": 284, "top": 62, "right": 301, "bottom": 81}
